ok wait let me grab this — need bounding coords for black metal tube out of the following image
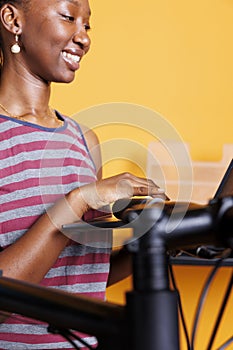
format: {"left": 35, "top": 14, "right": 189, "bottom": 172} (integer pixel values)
{"left": 126, "top": 290, "right": 179, "bottom": 350}
{"left": 119, "top": 196, "right": 233, "bottom": 251}
{"left": 0, "top": 276, "right": 124, "bottom": 339}
{"left": 132, "top": 229, "right": 170, "bottom": 291}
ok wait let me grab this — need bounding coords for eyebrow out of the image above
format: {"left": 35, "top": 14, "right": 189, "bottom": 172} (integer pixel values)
{"left": 66, "top": 0, "right": 91, "bottom": 16}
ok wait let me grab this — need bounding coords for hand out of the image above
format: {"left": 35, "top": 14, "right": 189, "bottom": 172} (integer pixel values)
{"left": 79, "top": 172, "right": 165, "bottom": 210}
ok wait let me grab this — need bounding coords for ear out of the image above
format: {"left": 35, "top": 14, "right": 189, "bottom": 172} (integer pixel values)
{"left": 0, "top": 4, "right": 23, "bottom": 35}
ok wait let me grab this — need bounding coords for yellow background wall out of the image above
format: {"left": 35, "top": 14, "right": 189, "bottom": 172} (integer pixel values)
{"left": 51, "top": 1, "right": 233, "bottom": 349}
{"left": 51, "top": 0, "right": 233, "bottom": 162}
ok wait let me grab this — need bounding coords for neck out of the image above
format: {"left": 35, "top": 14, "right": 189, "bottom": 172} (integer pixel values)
{"left": 0, "top": 69, "right": 64, "bottom": 127}
{"left": 0, "top": 64, "right": 52, "bottom": 116}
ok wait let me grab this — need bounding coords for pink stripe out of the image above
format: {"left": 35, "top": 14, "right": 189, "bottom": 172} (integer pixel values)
{"left": 1, "top": 196, "right": 53, "bottom": 212}
{"left": 2, "top": 158, "right": 94, "bottom": 179}
{"left": 0, "top": 123, "right": 38, "bottom": 138}
{"left": 2, "top": 158, "right": 80, "bottom": 176}
{"left": 1, "top": 174, "right": 95, "bottom": 193}
{"left": 4, "top": 313, "right": 99, "bottom": 343}
{"left": 0, "top": 141, "right": 46, "bottom": 160}
{"left": 43, "top": 273, "right": 109, "bottom": 286}
{"left": 52, "top": 289, "right": 106, "bottom": 299}
{"left": 1, "top": 216, "right": 39, "bottom": 234}
{"left": 0, "top": 129, "right": 87, "bottom": 154}
{"left": 5, "top": 315, "right": 45, "bottom": 325}
{"left": 0, "top": 140, "right": 88, "bottom": 160}
{"left": 63, "top": 123, "right": 83, "bottom": 138}
{"left": 2, "top": 177, "right": 41, "bottom": 191}
{"left": 54, "top": 254, "right": 110, "bottom": 268}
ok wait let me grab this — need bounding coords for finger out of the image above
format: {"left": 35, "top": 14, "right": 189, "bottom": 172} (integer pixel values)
{"left": 133, "top": 185, "right": 165, "bottom": 197}
{"left": 118, "top": 173, "right": 161, "bottom": 191}
{"left": 125, "top": 177, "right": 159, "bottom": 190}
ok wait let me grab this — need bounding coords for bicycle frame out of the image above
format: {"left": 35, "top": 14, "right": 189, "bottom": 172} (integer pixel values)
{"left": 0, "top": 196, "right": 232, "bottom": 349}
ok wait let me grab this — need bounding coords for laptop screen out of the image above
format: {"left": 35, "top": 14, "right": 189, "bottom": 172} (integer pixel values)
{"left": 213, "top": 159, "right": 233, "bottom": 199}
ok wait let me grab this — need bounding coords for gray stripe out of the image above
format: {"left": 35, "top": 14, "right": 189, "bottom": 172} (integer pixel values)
{"left": 39, "top": 165, "right": 95, "bottom": 183}
{"left": 0, "top": 204, "right": 49, "bottom": 221}
{"left": 57, "top": 282, "right": 107, "bottom": 294}
{"left": 67, "top": 119, "right": 84, "bottom": 137}
{"left": 45, "top": 263, "right": 110, "bottom": 279}
{"left": 1, "top": 169, "right": 40, "bottom": 185}
{"left": 0, "top": 119, "right": 16, "bottom": 132}
{"left": 60, "top": 245, "right": 111, "bottom": 257}
{"left": 1, "top": 166, "right": 94, "bottom": 188}
{"left": 0, "top": 186, "right": 59, "bottom": 203}
{"left": 0, "top": 230, "right": 23, "bottom": 246}
{"left": 1, "top": 147, "right": 93, "bottom": 171}
{"left": 0, "top": 179, "right": 91, "bottom": 203}
{"left": 0, "top": 231, "right": 111, "bottom": 252}
{"left": 0, "top": 129, "right": 86, "bottom": 153}
{"left": 0, "top": 323, "right": 48, "bottom": 335}
{"left": 0, "top": 337, "right": 96, "bottom": 349}
{"left": 0, "top": 123, "right": 81, "bottom": 142}
{"left": 1, "top": 150, "right": 44, "bottom": 168}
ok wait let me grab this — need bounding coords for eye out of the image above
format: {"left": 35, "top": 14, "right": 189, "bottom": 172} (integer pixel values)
{"left": 61, "top": 14, "right": 75, "bottom": 22}
{"left": 84, "top": 24, "right": 91, "bottom": 31}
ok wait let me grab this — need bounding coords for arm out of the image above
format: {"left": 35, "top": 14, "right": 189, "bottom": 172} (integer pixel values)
{"left": 79, "top": 124, "right": 102, "bottom": 180}
{"left": 81, "top": 125, "right": 133, "bottom": 285}
{"left": 81, "top": 127, "right": 137, "bottom": 286}
{"left": 0, "top": 127, "right": 161, "bottom": 286}
{"left": 0, "top": 188, "right": 88, "bottom": 284}
{"left": 107, "top": 247, "right": 132, "bottom": 286}
{"left": 0, "top": 125, "right": 98, "bottom": 284}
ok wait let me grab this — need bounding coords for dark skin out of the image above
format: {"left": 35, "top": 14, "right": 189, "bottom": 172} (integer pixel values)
{"left": 0, "top": 0, "right": 163, "bottom": 288}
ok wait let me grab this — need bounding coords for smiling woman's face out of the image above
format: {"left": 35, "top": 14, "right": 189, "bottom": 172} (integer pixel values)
{"left": 13, "top": 0, "right": 92, "bottom": 83}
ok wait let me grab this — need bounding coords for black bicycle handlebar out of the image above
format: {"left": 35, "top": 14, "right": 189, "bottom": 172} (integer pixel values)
{"left": 112, "top": 196, "right": 233, "bottom": 250}
{"left": 0, "top": 197, "right": 232, "bottom": 350}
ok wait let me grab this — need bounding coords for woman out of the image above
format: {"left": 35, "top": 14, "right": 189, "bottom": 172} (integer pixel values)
{"left": 0, "top": 0, "right": 162, "bottom": 348}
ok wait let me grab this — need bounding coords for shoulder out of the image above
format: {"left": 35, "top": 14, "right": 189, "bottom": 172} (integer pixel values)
{"left": 79, "top": 123, "right": 102, "bottom": 180}
{"left": 79, "top": 123, "right": 100, "bottom": 150}
{"left": 63, "top": 115, "right": 99, "bottom": 147}
{"left": 62, "top": 115, "right": 102, "bottom": 178}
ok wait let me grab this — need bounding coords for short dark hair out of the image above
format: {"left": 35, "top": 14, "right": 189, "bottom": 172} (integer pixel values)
{"left": 0, "top": 0, "right": 31, "bottom": 11}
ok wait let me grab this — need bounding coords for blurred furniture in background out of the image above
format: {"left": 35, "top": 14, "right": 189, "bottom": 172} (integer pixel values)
{"left": 147, "top": 143, "right": 233, "bottom": 204}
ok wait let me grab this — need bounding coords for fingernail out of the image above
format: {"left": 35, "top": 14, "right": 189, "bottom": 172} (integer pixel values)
{"left": 157, "top": 188, "right": 165, "bottom": 193}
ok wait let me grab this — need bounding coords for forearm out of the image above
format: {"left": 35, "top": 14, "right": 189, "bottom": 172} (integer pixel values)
{"left": 107, "top": 247, "right": 132, "bottom": 286}
{"left": 0, "top": 189, "right": 88, "bottom": 284}
{"left": 0, "top": 172, "right": 162, "bottom": 284}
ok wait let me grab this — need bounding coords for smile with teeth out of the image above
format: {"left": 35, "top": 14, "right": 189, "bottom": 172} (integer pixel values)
{"left": 62, "top": 51, "right": 81, "bottom": 64}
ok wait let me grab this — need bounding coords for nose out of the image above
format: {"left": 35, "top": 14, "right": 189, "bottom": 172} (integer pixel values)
{"left": 73, "top": 28, "right": 91, "bottom": 53}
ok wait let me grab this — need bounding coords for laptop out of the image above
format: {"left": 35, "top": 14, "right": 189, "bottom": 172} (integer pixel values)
{"left": 213, "top": 159, "right": 233, "bottom": 199}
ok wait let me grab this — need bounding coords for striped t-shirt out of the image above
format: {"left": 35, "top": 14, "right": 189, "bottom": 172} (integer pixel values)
{"left": 0, "top": 113, "right": 111, "bottom": 349}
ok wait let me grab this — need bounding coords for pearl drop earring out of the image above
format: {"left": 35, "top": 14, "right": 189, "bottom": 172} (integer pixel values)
{"left": 11, "top": 34, "right": 21, "bottom": 54}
